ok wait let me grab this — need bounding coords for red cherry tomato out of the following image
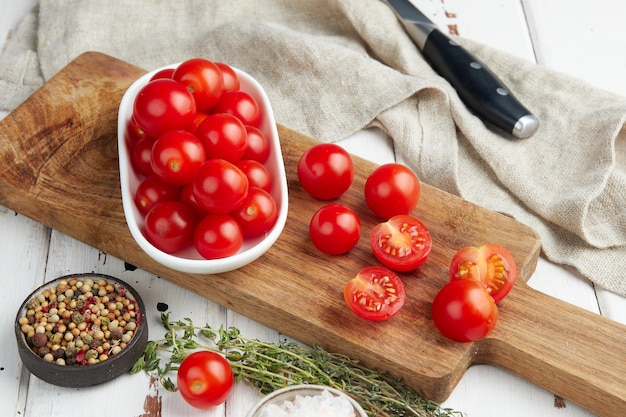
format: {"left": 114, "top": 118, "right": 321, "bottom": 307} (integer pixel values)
{"left": 151, "top": 130, "right": 206, "bottom": 185}
{"left": 143, "top": 201, "right": 196, "bottom": 254}
{"left": 309, "top": 204, "right": 361, "bottom": 255}
{"left": 133, "top": 78, "right": 196, "bottom": 139}
{"left": 173, "top": 58, "right": 224, "bottom": 112}
{"left": 344, "top": 266, "right": 406, "bottom": 321}
{"left": 236, "top": 159, "right": 272, "bottom": 192}
{"left": 231, "top": 187, "right": 278, "bottom": 238}
{"left": 431, "top": 279, "right": 499, "bottom": 342}
{"left": 190, "top": 112, "right": 210, "bottom": 134}
{"left": 212, "top": 90, "right": 261, "bottom": 127}
{"left": 242, "top": 125, "right": 270, "bottom": 163}
{"left": 125, "top": 117, "right": 147, "bottom": 145}
{"left": 370, "top": 214, "right": 431, "bottom": 272}
{"left": 180, "top": 183, "right": 209, "bottom": 217}
{"left": 150, "top": 67, "right": 174, "bottom": 81}
{"left": 194, "top": 214, "right": 243, "bottom": 259}
{"left": 297, "top": 143, "right": 354, "bottom": 200}
{"left": 364, "top": 163, "right": 420, "bottom": 219}
{"left": 177, "top": 350, "right": 234, "bottom": 409}
{"left": 193, "top": 159, "right": 249, "bottom": 214}
{"left": 215, "top": 62, "right": 240, "bottom": 92}
{"left": 449, "top": 244, "right": 517, "bottom": 303}
{"left": 195, "top": 113, "right": 248, "bottom": 163}
{"left": 131, "top": 137, "right": 156, "bottom": 177}
{"left": 134, "top": 176, "right": 181, "bottom": 216}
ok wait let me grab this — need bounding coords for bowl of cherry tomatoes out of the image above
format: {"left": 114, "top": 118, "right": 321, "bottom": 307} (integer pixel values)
{"left": 117, "top": 58, "right": 288, "bottom": 274}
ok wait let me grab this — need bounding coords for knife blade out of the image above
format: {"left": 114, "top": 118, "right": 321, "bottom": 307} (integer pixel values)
{"left": 382, "top": 0, "right": 539, "bottom": 139}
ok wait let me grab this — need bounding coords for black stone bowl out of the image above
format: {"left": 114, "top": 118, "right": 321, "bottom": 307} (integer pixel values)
{"left": 14, "top": 273, "right": 148, "bottom": 388}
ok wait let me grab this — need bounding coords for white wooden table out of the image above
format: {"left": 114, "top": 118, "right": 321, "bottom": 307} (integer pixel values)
{"left": 1, "top": 1, "right": 625, "bottom": 416}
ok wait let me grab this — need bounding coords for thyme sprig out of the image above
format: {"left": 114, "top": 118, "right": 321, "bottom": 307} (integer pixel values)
{"left": 131, "top": 312, "right": 461, "bottom": 417}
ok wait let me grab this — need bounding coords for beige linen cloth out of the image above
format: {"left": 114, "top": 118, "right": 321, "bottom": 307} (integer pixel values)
{"left": 1, "top": 0, "right": 625, "bottom": 296}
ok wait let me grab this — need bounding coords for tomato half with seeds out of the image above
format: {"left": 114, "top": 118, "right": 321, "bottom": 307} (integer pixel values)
{"left": 344, "top": 266, "right": 406, "bottom": 321}
{"left": 432, "top": 278, "right": 499, "bottom": 342}
{"left": 370, "top": 214, "right": 431, "bottom": 272}
{"left": 177, "top": 350, "right": 234, "bottom": 409}
{"left": 449, "top": 244, "right": 517, "bottom": 303}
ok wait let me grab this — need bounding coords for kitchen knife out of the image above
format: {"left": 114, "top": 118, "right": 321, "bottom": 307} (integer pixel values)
{"left": 382, "top": 0, "right": 539, "bottom": 139}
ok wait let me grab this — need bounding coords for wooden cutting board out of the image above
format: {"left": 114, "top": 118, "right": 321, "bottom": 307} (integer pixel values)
{"left": 1, "top": 52, "right": 624, "bottom": 416}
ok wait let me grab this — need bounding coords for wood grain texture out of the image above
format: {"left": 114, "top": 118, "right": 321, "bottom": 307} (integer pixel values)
{"left": 0, "top": 52, "right": 624, "bottom": 416}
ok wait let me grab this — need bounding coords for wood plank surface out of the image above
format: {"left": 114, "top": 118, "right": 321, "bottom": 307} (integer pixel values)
{"left": 1, "top": 51, "right": 625, "bottom": 417}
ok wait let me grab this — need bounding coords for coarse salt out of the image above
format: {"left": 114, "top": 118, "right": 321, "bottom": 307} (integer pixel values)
{"left": 259, "top": 389, "right": 357, "bottom": 417}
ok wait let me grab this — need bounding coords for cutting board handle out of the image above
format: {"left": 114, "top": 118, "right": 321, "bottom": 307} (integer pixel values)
{"left": 484, "top": 280, "right": 626, "bottom": 416}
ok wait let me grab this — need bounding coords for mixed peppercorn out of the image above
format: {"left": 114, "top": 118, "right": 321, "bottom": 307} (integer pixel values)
{"left": 18, "top": 276, "right": 141, "bottom": 366}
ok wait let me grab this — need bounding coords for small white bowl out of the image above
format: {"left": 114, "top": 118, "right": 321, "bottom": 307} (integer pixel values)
{"left": 117, "top": 63, "right": 288, "bottom": 274}
{"left": 245, "top": 384, "right": 368, "bottom": 417}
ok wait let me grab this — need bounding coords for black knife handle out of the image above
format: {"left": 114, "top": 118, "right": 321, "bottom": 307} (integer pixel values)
{"left": 422, "top": 29, "right": 538, "bottom": 139}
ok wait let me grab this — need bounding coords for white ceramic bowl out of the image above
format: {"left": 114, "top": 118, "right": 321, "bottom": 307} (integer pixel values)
{"left": 117, "top": 63, "right": 288, "bottom": 274}
{"left": 245, "top": 384, "right": 368, "bottom": 417}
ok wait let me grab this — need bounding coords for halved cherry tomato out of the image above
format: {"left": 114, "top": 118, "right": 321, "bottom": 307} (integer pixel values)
{"left": 449, "top": 244, "right": 517, "bottom": 303}
{"left": 297, "top": 143, "right": 354, "bottom": 200}
{"left": 177, "top": 350, "right": 234, "bottom": 409}
{"left": 309, "top": 204, "right": 361, "bottom": 255}
{"left": 344, "top": 266, "right": 406, "bottom": 321}
{"left": 173, "top": 58, "right": 224, "bottom": 112}
{"left": 431, "top": 279, "right": 499, "bottom": 342}
{"left": 370, "top": 214, "right": 431, "bottom": 272}
{"left": 364, "top": 163, "right": 420, "bottom": 219}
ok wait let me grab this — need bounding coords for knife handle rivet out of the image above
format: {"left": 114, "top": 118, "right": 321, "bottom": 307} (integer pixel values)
{"left": 496, "top": 88, "right": 509, "bottom": 96}
{"left": 470, "top": 62, "right": 482, "bottom": 70}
